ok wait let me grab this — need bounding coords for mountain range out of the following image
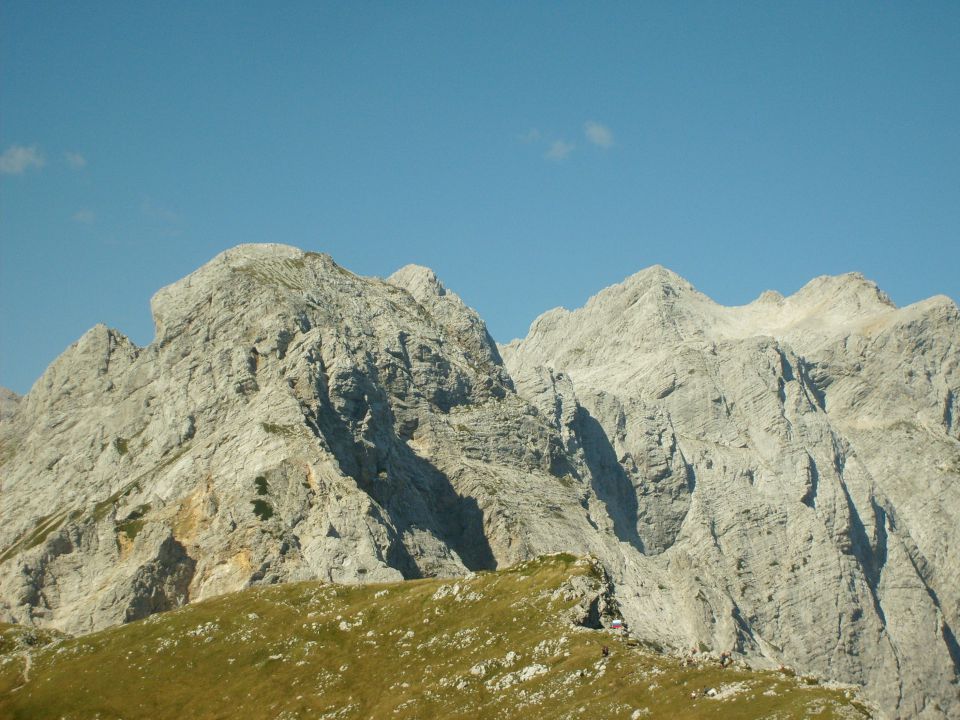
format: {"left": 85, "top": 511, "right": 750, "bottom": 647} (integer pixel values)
{"left": 1, "top": 244, "right": 957, "bottom": 718}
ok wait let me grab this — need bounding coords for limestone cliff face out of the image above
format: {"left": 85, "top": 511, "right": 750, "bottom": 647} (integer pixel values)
{"left": 502, "top": 267, "right": 960, "bottom": 719}
{"left": 1, "top": 246, "right": 957, "bottom": 718}
{"left": 0, "top": 389, "right": 18, "bottom": 422}
{"left": 0, "top": 246, "right": 602, "bottom": 630}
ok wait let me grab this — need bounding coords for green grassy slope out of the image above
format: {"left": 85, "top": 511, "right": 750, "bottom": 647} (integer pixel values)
{"left": 0, "top": 555, "right": 871, "bottom": 719}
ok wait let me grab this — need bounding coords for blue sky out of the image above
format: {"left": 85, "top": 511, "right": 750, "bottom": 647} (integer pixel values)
{"left": 2, "top": 2, "right": 958, "bottom": 394}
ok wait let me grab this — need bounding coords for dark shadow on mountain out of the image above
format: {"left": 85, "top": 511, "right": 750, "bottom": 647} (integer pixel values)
{"left": 573, "top": 406, "right": 644, "bottom": 553}
{"left": 370, "top": 443, "right": 498, "bottom": 574}
{"left": 796, "top": 358, "right": 828, "bottom": 412}
{"left": 684, "top": 459, "right": 697, "bottom": 493}
{"left": 944, "top": 389, "right": 955, "bottom": 433}
{"left": 365, "top": 502, "right": 425, "bottom": 580}
{"left": 837, "top": 480, "right": 887, "bottom": 625}
{"left": 302, "top": 359, "right": 496, "bottom": 576}
{"left": 123, "top": 535, "right": 196, "bottom": 623}
{"left": 801, "top": 454, "right": 819, "bottom": 509}
{"left": 942, "top": 623, "right": 960, "bottom": 677}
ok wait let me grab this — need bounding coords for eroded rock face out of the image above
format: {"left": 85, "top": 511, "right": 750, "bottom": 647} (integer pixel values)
{"left": 502, "top": 267, "right": 960, "bottom": 719}
{"left": 0, "top": 246, "right": 598, "bottom": 635}
{"left": 1, "top": 246, "right": 957, "bottom": 718}
{"left": 0, "top": 389, "right": 18, "bottom": 422}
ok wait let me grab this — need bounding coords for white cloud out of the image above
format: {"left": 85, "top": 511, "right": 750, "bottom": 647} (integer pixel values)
{"left": 140, "top": 197, "right": 182, "bottom": 237}
{"left": 0, "top": 145, "right": 45, "bottom": 174}
{"left": 519, "top": 128, "right": 541, "bottom": 143}
{"left": 72, "top": 209, "right": 95, "bottom": 224}
{"left": 140, "top": 197, "right": 179, "bottom": 223}
{"left": 65, "top": 152, "right": 87, "bottom": 169}
{"left": 584, "top": 121, "right": 614, "bottom": 148}
{"left": 545, "top": 140, "right": 575, "bottom": 161}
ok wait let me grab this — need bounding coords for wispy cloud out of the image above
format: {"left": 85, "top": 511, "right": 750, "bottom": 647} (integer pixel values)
{"left": 519, "top": 128, "right": 541, "bottom": 143}
{"left": 140, "top": 197, "right": 180, "bottom": 224}
{"left": 584, "top": 121, "right": 614, "bottom": 148}
{"left": 140, "top": 196, "right": 182, "bottom": 237}
{"left": 72, "top": 209, "right": 96, "bottom": 224}
{"left": 545, "top": 140, "right": 575, "bottom": 161}
{"left": 0, "top": 145, "right": 45, "bottom": 175}
{"left": 522, "top": 121, "right": 612, "bottom": 162}
{"left": 65, "top": 152, "right": 87, "bottom": 169}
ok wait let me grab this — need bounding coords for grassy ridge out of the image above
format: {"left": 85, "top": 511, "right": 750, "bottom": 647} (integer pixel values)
{"left": 0, "top": 555, "right": 870, "bottom": 719}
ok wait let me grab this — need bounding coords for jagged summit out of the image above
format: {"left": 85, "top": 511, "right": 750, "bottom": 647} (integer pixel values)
{"left": 149, "top": 245, "right": 349, "bottom": 341}
{"left": 569, "top": 264, "right": 709, "bottom": 314}
{"left": 512, "top": 266, "right": 912, "bottom": 357}
{"left": 754, "top": 289, "right": 785, "bottom": 304}
{"left": 782, "top": 271, "right": 896, "bottom": 315}
{"left": 1, "top": 245, "right": 957, "bottom": 718}
{"left": 619, "top": 263, "right": 696, "bottom": 290}
{"left": 507, "top": 266, "right": 951, "bottom": 379}
{"left": 388, "top": 263, "right": 447, "bottom": 297}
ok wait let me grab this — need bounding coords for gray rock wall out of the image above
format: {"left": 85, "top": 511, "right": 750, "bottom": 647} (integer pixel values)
{"left": 502, "top": 267, "right": 960, "bottom": 718}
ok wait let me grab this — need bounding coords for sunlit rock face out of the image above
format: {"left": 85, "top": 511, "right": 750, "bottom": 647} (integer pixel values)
{"left": 502, "top": 266, "right": 960, "bottom": 719}
{"left": 1, "top": 245, "right": 957, "bottom": 717}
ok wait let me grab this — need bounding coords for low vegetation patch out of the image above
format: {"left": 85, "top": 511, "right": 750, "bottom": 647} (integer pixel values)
{"left": 254, "top": 476, "right": 270, "bottom": 496}
{"left": 0, "top": 509, "right": 82, "bottom": 564}
{"left": 0, "top": 624, "right": 67, "bottom": 656}
{"left": 260, "top": 422, "right": 300, "bottom": 439}
{"left": 117, "top": 504, "right": 152, "bottom": 541}
{"left": 250, "top": 499, "right": 274, "bottom": 521}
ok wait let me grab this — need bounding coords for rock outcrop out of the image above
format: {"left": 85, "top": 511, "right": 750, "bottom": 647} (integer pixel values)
{"left": 1, "top": 246, "right": 957, "bottom": 717}
{"left": 0, "top": 389, "right": 19, "bottom": 422}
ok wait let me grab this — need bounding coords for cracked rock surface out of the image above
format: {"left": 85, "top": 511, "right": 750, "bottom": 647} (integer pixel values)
{"left": 1, "top": 246, "right": 957, "bottom": 718}
{"left": 502, "top": 266, "right": 960, "bottom": 719}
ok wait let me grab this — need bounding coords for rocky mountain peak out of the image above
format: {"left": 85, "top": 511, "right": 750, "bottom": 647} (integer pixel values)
{"left": 149, "top": 244, "right": 347, "bottom": 340}
{"left": 754, "top": 289, "right": 785, "bottom": 304}
{"left": 387, "top": 264, "right": 447, "bottom": 301}
{"left": 387, "top": 263, "right": 512, "bottom": 392}
{"left": 788, "top": 271, "right": 895, "bottom": 313}
{"left": 621, "top": 263, "right": 696, "bottom": 291}
{"left": 585, "top": 265, "right": 707, "bottom": 315}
